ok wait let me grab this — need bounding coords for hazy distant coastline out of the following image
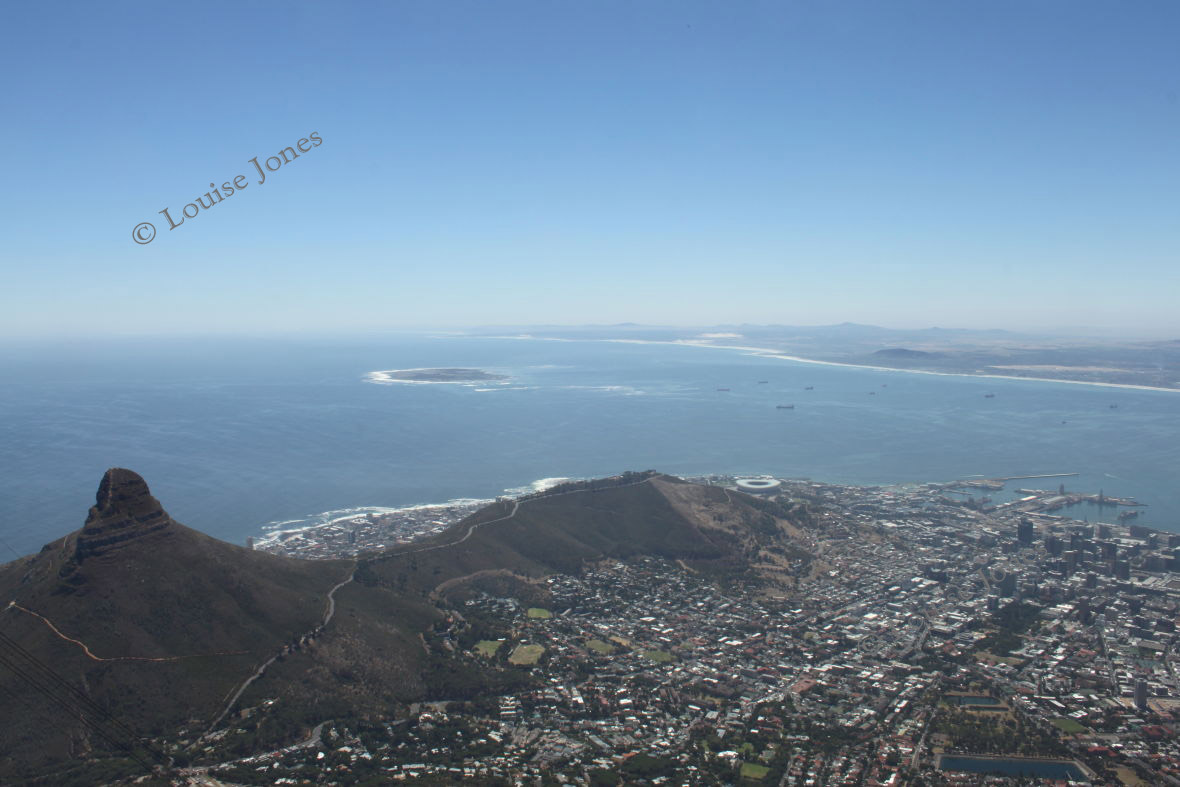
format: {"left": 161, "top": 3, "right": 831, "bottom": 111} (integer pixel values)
{"left": 474, "top": 324, "right": 1180, "bottom": 392}
{"left": 674, "top": 340, "right": 1180, "bottom": 394}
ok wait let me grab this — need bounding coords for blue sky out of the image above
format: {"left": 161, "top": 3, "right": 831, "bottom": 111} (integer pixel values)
{"left": 1, "top": 1, "right": 1177, "bottom": 337}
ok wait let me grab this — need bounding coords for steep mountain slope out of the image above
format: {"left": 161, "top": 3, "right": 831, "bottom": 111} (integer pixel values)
{"left": 364, "top": 472, "right": 809, "bottom": 597}
{"left": 0, "top": 469, "right": 358, "bottom": 781}
{"left": 0, "top": 469, "right": 810, "bottom": 783}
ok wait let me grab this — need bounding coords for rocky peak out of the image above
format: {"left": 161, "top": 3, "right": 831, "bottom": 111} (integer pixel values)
{"left": 76, "top": 468, "right": 173, "bottom": 560}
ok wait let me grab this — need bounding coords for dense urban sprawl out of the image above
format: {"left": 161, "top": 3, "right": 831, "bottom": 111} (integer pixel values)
{"left": 216, "top": 475, "right": 1180, "bottom": 785}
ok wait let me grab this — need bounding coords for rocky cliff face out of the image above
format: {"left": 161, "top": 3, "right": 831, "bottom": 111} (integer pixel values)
{"left": 74, "top": 468, "right": 173, "bottom": 560}
{"left": 0, "top": 470, "right": 372, "bottom": 781}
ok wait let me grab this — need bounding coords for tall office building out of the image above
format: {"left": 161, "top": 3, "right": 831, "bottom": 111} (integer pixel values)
{"left": 1018, "top": 519, "right": 1035, "bottom": 546}
{"left": 1135, "top": 679, "right": 1149, "bottom": 711}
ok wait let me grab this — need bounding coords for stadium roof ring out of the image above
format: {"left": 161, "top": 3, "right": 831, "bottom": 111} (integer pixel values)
{"left": 736, "top": 478, "right": 782, "bottom": 494}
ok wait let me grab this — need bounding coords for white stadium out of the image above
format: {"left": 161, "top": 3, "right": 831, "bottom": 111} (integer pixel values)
{"left": 735, "top": 478, "right": 782, "bottom": 495}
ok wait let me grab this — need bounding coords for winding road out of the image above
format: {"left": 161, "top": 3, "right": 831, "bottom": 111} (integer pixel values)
{"left": 321, "top": 567, "right": 356, "bottom": 628}
{"left": 4, "top": 601, "right": 249, "bottom": 663}
{"left": 201, "top": 474, "right": 651, "bottom": 740}
{"left": 205, "top": 565, "right": 355, "bottom": 736}
{"left": 205, "top": 476, "right": 654, "bottom": 736}
{"left": 369, "top": 475, "right": 654, "bottom": 562}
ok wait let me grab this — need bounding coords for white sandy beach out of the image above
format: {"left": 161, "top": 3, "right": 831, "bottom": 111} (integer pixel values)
{"left": 478, "top": 334, "right": 1179, "bottom": 394}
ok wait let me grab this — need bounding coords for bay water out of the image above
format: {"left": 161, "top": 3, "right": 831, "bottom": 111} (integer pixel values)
{"left": 1, "top": 334, "right": 1177, "bottom": 557}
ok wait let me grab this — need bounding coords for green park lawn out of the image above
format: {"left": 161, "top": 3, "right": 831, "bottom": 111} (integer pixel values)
{"left": 474, "top": 640, "right": 504, "bottom": 657}
{"left": 509, "top": 644, "right": 545, "bottom": 665}
{"left": 586, "top": 638, "right": 615, "bottom": 655}
{"left": 740, "top": 762, "right": 770, "bottom": 780}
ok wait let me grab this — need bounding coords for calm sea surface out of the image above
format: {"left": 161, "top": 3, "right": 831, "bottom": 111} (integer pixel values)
{"left": 1, "top": 335, "right": 1178, "bottom": 556}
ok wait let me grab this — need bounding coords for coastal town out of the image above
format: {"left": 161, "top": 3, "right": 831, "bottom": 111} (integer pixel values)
{"left": 251, "top": 500, "right": 491, "bottom": 559}
{"left": 224, "top": 473, "right": 1180, "bottom": 785}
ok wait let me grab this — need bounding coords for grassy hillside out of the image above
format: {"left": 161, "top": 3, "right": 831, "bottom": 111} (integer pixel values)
{"left": 365, "top": 473, "right": 807, "bottom": 597}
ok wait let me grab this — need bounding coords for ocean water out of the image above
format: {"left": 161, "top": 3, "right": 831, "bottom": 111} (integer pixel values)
{"left": 1, "top": 334, "right": 1178, "bottom": 557}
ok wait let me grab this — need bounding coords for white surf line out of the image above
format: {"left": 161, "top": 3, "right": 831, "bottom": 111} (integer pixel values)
{"left": 254, "top": 498, "right": 494, "bottom": 549}
{"left": 629, "top": 338, "right": 1180, "bottom": 393}
{"left": 475, "top": 334, "right": 1180, "bottom": 394}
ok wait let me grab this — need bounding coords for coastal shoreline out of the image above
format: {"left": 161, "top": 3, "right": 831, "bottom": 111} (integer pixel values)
{"left": 476, "top": 333, "right": 1180, "bottom": 394}
{"left": 253, "top": 476, "right": 573, "bottom": 555}
{"left": 254, "top": 470, "right": 1142, "bottom": 558}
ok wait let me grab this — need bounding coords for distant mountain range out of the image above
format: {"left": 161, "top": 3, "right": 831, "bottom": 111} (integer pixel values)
{"left": 0, "top": 468, "right": 810, "bottom": 783}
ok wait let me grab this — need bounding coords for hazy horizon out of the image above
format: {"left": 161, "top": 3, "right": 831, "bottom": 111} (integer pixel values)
{"left": 0, "top": 320, "right": 1176, "bottom": 344}
{"left": 2, "top": 1, "right": 1178, "bottom": 338}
